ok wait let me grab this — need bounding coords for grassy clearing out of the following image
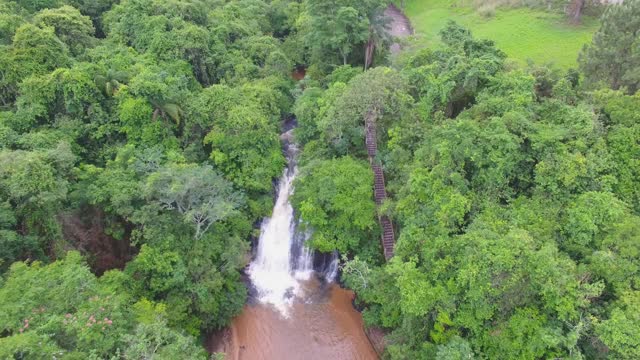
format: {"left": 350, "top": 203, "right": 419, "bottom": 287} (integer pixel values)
{"left": 402, "top": 0, "right": 599, "bottom": 69}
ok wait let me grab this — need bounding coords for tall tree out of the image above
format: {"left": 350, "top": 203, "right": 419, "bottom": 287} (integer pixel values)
{"left": 566, "top": 0, "right": 585, "bottom": 24}
{"left": 364, "top": 8, "right": 391, "bottom": 70}
{"left": 303, "top": 0, "right": 387, "bottom": 66}
{"left": 579, "top": 0, "right": 640, "bottom": 93}
{"left": 33, "top": 5, "right": 96, "bottom": 55}
{"left": 145, "top": 164, "right": 243, "bottom": 240}
{"left": 292, "top": 157, "right": 377, "bottom": 255}
{"left": 0, "top": 23, "right": 69, "bottom": 105}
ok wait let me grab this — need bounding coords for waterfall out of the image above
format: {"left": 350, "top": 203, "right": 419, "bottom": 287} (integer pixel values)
{"left": 248, "top": 125, "right": 324, "bottom": 315}
{"left": 324, "top": 252, "right": 339, "bottom": 283}
{"left": 293, "top": 229, "right": 314, "bottom": 280}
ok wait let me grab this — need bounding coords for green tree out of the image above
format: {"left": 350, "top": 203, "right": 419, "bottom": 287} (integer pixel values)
{"left": 0, "top": 2, "right": 26, "bottom": 45}
{"left": 436, "top": 336, "right": 475, "bottom": 360}
{"left": 402, "top": 22, "right": 505, "bottom": 117}
{"left": 125, "top": 244, "right": 187, "bottom": 296}
{"left": 94, "top": 68, "right": 129, "bottom": 97}
{"left": 364, "top": 8, "right": 391, "bottom": 70}
{"left": 596, "top": 291, "right": 640, "bottom": 359}
{"left": 195, "top": 84, "right": 285, "bottom": 198}
{"left": 15, "top": 0, "right": 61, "bottom": 12}
{"left": 0, "top": 145, "right": 74, "bottom": 263}
{"left": 123, "top": 317, "right": 208, "bottom": 359}
{"left": 317, "top": 67, "right": 410, "bottom": 155}
{"left": 292, "top": 157, "right": 377, "bottom": 254}
{"left": 13, "top": 66, "right": 106, "bottom": 132}
{"left": 594, "top": 90, "right": 640, "bottom": 212}
{"left": 33, "top": 5, "right": 95, "bottom": 56}
{"left": 10, "top": 23, "right": 69, "bottom": 74}
{"left": 579, "top": 0, "right": 640, "bottom": 93}
{"left": 0, "top": 23, "right": 69, "bottom": 105}
{"left": 66, "top": 0, "right": 118, "bottom": 36}
{"left": 563, "top": 191, "right": 628, "bottom": 258}
{"left": 145, "top": 164, "right": 243, "bottom": 240}
{"left": 0, "top": 252, "right": 135, "bottom": 357}
{"left": 303, "top": 0, "right": 386, "bottom": 66}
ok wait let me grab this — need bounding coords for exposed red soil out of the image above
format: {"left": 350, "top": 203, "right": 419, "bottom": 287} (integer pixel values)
{"left": 59, "top": 207, "right": 137, "bottom": 275}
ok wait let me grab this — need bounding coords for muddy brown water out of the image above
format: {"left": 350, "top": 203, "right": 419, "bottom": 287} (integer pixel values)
{"left": 210, "top": 280, "right": 378, "bottom": 360}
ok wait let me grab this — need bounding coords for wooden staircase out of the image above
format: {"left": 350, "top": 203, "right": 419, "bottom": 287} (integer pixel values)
{"left": 372, "top": 164, "right": 386, "bottom": 205}
{"left": 380, "top": 215, "right": 395, "bottom": 259}
{"left": 366, "top": 120, "right": 377, "bottom": 158}
{"left": 365, "top": 112, "right": 395, "bottom": 260}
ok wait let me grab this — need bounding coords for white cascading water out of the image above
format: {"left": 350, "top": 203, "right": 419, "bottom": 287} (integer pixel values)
{"left": 294, "top": 229, "right": 315, "bottom": 278}
{"left": 324, "top": 253, "right": 339, "bottom": 283}
{"left": 249, "top": 163, "right": 319, "bottom": 316}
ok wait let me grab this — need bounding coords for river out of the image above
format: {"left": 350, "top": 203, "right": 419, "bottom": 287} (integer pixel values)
{"left": 208, "top": 124, "right": 379, "bottom": 359}
{"left": 213, "top": 281, "right": 378, "bottom": 360}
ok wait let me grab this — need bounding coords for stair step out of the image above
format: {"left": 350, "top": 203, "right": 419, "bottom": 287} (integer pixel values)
{"left": 368, "top": 120, "right": 395, "bottom": 259}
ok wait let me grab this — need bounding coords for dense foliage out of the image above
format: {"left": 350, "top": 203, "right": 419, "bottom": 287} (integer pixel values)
{"left": 1, "top": 0, "right": 638, "bottom": 358}
{"left": 579, "top": 0, "right": 640, "bottom": 93}
{"left": 292, "top": 14, "right": 640, "bottom": 360}
{"left": 0, "top": 0, "right": 312, "bottom": 356}
{"left": 0, "top": 0, "right": 408, "bottom": 356}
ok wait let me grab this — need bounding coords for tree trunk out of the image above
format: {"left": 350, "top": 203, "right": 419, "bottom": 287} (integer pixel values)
{"left": 364, "top": 39, "right": 375, "bottom": 70}
{"left": 152, "top": 108, "right": 162, "bottom": 121}
{"left": 567, "top": 0, "right": 585, "bottom": 24}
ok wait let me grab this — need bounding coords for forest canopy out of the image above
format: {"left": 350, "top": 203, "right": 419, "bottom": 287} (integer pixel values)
{"left": 0, "top": 0, "right": 639, "bottom": 358}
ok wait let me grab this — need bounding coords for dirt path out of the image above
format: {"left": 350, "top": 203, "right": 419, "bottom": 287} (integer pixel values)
{"left": 385, "top": 4, "right": 413, "bottom": 54}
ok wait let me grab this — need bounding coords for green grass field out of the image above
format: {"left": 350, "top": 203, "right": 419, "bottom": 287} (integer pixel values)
{"left": 403, "top": 0, "right": 600, "bottom": 69}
